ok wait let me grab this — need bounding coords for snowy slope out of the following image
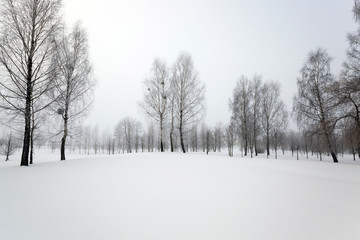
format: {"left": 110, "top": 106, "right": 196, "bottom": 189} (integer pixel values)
{"left": 0, "top": 152, "right": 360, "bottom": 240}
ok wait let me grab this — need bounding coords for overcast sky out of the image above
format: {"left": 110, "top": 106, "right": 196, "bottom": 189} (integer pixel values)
{"left": 63, "top": 0, "right": 356, "bottom": 131}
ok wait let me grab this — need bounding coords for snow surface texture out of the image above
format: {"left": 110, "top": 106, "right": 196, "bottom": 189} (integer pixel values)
{"left": 0, "top": 152, "right": 360, "bottom": 240}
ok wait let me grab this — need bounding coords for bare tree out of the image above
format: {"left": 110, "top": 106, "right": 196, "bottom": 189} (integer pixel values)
{"left": 169, "top": 90, "right": 176, "bottom": 152}
{"left": 134, "top": 122, "right": 142, "bottom": 153}
{"left": 50, "top": 23, "right": 94, "bottom": 160}
{"left": 251, "top": 74, "right": 262, "bottom": 156}
{"left": 171, "top": 52, "right": 205, "bottom": 153}
{"left": 354, "top": 0, "right": 360, "bottom": 22}
{"left": 230, "top": 74, "right": 262, "bottom": 158}
{"left": 336, "top": 24, "right": 360, "bottom": 142}
{"left": 0, "top": 0, "right": 62, "bottom": 166}
{"left": 147, "top": 123, "right": 155, "bottom": 152}
{"left": 140, "top": 58, "right": 168, "bottom": 152}
{"left": 114, "top": 117, "right": 142, "bottom": 153}
{"left": 271, "top": 108, "right": 288, "bottom": 159}
{"left": 189, "top": 125, "right": 199, "bottom": 152}
{"left": 343, "top": 120, "right": 360, "bottom": 160}
{"left": 205, "top": 127, "right": 212, "bottom": 155}
{"left": 214, "top": 123, "right": 223, "bottom": 152}
{"left": 92, "top": 125, "right": 99, "bottom": 154}
{"left": 101, "top": 128, "right": 113, "bottom": 155}
{"left": 225, "top": 121, "right": 236, "bottom": 157}
{"left": 230, "top": 76, "right": 253, "bottom": 156}
{"left": 1, "top": 132, "right": 17, "bottom": 161}
{"left": 200, "top": 123, "right": 207, "bottom": 152}
{"left": 261, "top": 81, "right": 286, "bottom": 158}
{"left": 83, "top": 125, "right": 92, "bottom": 154}
{"left": 293, "top": 48, "right": 339, "bottom": 163}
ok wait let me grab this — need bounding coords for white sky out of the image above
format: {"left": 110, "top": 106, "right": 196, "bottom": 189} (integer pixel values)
{"left": 63, "top": 0, "right": 356, "bottom": 131}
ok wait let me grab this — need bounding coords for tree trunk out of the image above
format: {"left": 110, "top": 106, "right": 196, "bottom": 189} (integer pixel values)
{"left": 61, "top": 115, "right": 68, "bottom": 161}
{"left": 61, "top": 137, "right": 66, "bottom": 160}
{"left": 160, "top": 118, "right": 164, "bottom": 152}
{"left": 323, "top": 125, "right": 338, "bottom": 163}
{"left": 266, "top": 120, "right": 270, "bottom": 158}
{"left": 30, "top": 102, "right": 35, "bottom": 164}
{"left": 179, "top": 111, "right": 186, "bottom": 153}
{"left": 253, "top": 110, "right": 258, "bottom": 156}
{"left": 352, "top": 148, "right": 356, "bottom": 161}
{"left": 170, "top": 132, "right": 174, "bottom": 152}
{"left": 180, "top": 128, "right": 186, "bottom": 153}
{"left": 20, "top": 74, "right": 32, "bottom": 166}
{"left": 297, "top": 147, "right": 299, "bottom": 160}
{"left": 30, "top": 129, "right": 34, "bottom": 164}
{"left": 244, "top": 136, "right": 248, "bottom": 156}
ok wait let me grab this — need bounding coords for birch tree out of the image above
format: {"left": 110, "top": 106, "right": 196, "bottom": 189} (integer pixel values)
{"left": 0, "top": 0, "right": 62, "bottom": 166}
{"left": 230, "top": 76, "right": 253, "bottom": 156}
{"left": 261, "top": 81, "right": 286, "bottom": 158}
{"left": 171, "top": 52, "right": 205, "bottom": 153}
{"left": 50, "top": 23, "right": 94, "bottom": 160}
{"left": 251, "top": 74, "right": 262, "bottom": 156}
{"left": 225, "top": 120, "right": 236, "bottom": 157}
{"left": 140, "top": 58, "right": 168, "bottom": 152}
{"left": 293, "top": 48, "right": 339, "bottom": 163}
{"left": 114, "top": 117, "right": 142, "bottom": 153}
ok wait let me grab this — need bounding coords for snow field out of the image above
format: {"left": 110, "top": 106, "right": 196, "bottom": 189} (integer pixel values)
{"left": 0, "top": 152, "right": 360, "bottom": 240}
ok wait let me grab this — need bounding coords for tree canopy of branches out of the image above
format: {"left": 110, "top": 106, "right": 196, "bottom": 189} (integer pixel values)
{"left": 140, "top": 58, "right": 168, "bottom": 152}
{"left": 293, "top": 48, "right": 339, "bottom": 163}
{"left": 336, "top": 3, "right": 360, "bottom": 148}
{"left": 230, "top": 76, "right": 253, "bottom": 156}
{"left": 261, "top": 81, "right": 287, "bottom": 158}
{"left": 171, "top": 52, "right": 205, "bottom": 153}
{"left": 230, "top": 75, "right": 263, "bottom": 158}
{"left": 51, "top": 23, "right": 95, "bottom": 160}
{"left": 0, "top": 0, "right": 62, "bottom": 166}
{"left": 114, "top": 117, "right": 142, "bottom": 154}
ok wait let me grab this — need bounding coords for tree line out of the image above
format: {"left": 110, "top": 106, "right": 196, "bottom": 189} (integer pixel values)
{"left": 1, "top": 0, "right": 359, "bottom": 165}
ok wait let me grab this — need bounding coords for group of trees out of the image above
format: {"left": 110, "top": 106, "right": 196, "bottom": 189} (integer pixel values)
{"left": 0, "top": 0, "right": 95, "bottom": 166}
{"left": 293, "top": 2, "right": 360, "bottom": 163}
{"left": 139, "top": 52, "right": 205, "bottom": 153}
{"left": 225, "top": 2, "right": 360, "bottom": 163}
{"left": 0, "top": 1, "right": 359, "bottom": 165}
{"left": 229, "top": 75, "right": 288, "bottom": 159}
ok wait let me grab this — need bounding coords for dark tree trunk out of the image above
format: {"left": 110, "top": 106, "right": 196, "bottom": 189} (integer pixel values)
{"left": 30, "top": 103, "right": 35, "bottom": 164}
{"left": 323, "top": 124, "right": 338, "bottom": 163}
{"left": 254, "top": 138, "right": 258, "bottom": 156}
{"left": 61, "top": 137, "right": 66, "bottom": 160}
{"left": 30, "top": 132, "right": 34, "bottom": 164}
{"left": 179, "top": 111, "right": 186, "bottom": 153}
{"left": 160, "top": 118, "right": 164, "bottom": 152}
{"left": 330, "top": 151, "right": 338, "bottom": 163}
{"left": 170, "top": 132, "right": 174, "bottom": 152}
{"left": 244, "top": 136, "right": 248, "bottom": 156}
{"left": 21, "top": 104, "right": 31, "bottom": 166}
{"left": 180, "top": 128, "right": 186, "bottom": 153}
{"left": 266, "top": 121, "right": 270, "bottom": 158}
{"left": 20, "top": 66, "right": 33, "bottom": 166}
{"left": 61, "top": 115, "right": 68, "bottom": 161}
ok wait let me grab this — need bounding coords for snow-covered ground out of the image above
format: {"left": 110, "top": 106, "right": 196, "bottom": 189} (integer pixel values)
{"left": 1, "top": 150, "right": 360, "bottom": 240}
